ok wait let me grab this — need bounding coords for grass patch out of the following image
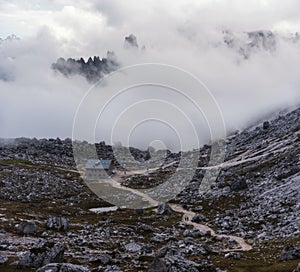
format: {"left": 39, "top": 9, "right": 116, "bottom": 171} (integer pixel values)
{"left": 0, "top": 159, "right": 34, "bottom": 166}
{"left": 212, "top": 236, "right": 300, "bottom": 272}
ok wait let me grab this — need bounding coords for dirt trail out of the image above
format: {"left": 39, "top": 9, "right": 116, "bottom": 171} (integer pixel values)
{"left": 98, "top": 165, "right": 252, "bottom": 253}
{"left": 103, "top": 171, "right": 159, "bottom": 207}
{"left": 169, "top": 204, "right": 252, "bottom": 252}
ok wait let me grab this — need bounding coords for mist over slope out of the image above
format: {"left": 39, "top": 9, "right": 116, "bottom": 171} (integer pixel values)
{"left": 0, "top": 1, "right": 300, "bottom": 149}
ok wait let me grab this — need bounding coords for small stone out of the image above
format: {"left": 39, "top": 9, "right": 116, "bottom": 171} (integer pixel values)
{"left": 0, "top": 252, "right": 8, "bottom": 264}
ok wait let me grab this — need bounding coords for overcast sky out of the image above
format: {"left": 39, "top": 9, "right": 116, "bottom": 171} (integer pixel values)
{"left": 1, "top": 0, "right": 300, "bottom": 39}
{"left": 0, "top": 0, "right": 300, "bottom": 150}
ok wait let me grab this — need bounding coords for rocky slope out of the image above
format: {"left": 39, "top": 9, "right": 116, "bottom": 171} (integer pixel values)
{"left": 0, "top": 106, "right": 299, "bottom": 271}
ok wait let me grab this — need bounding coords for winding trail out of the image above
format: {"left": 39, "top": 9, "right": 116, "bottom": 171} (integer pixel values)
{"left": 75, "top": 138, "right": 293, "bottom": 253}
{"left": 100, "top": 171, "right": 159, "bottom": 207}
{"left": 93, "top": 165, "right": 252, "bottom": 253}
{"left": 169, "top": 204, "right": 252, "bottom": 252}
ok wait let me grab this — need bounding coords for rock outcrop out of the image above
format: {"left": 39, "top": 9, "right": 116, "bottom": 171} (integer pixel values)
{"left": 15, "top": 221, "right": 37, "bottom": 235}
{"left": 46, "top": 217, "right": 69, "bottom": 231}
{"left": 52, "top": 51, "right": 118, "bottom": 83}
{"left": 18, "top": 240, "right": 65, "bottom": 268}
{"left": 124, "top": 34, "right": 138, "bottom": 48}
{"left": 280, "top": 245, "right": 300, "bottom": 262}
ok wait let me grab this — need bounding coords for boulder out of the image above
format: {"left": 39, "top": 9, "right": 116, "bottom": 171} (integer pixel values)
{"left": 229, "top": 178, "right": 248, "bottom": 192}
{"left": 91, "top": 253, "right": 113, "bottom": 265}
{"left": 154, "top": 243, "right": 199, "bottom": 271}
{"left": 125, "top": 242, "right": 142, "bottom": 253}
{"left": 18, "top": 239, "right": 65, "bottom": 268}
{"left": 280, "top": 245, "right": 300, "bottom": 261}
{"left": 148, "top": 258, "right": 168, "bottom": 272}
{"left": 46, "top": 217, "right": 69, "bottom": 231}
{"left": 191, "top": 214, "right": 207, "bottom": 223}
{"left": 15, "top": 220, "right": 37, "bottom": 235}
{"left": 156, "top": 204, "right": 173, "bottom": 215}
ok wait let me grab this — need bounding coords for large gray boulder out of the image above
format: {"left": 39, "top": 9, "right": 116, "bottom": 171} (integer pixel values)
{"left": 46, "top": 217, "right": 69, "bottom": 231}
{"left": 280, "top": 245, "right": 300, "bottom": 261}
{"left": 156, "top": 204, "right": 174, "bottom": 215}
{"left": 15, "top": 220, "right": 37, "bottom": 235}
{"left": 37, "top": 263, "right": 90, "bottom": 272}
{"left": 90, "top": 253, "right": 113, "bottom": 266}
{"left": 148, "top": 258, "right": 168, "bottom": 272}
{"left": 154, "top": 243, "right": 199, "bottom": 271}
{"left": 229, "top": 178, "right": 248, "bottom": 192}
{"left": 125, "top": 242, "right": 142, "bottom": 253}
{"left": 18, "top": 239, "right": 65, "bottom": 268}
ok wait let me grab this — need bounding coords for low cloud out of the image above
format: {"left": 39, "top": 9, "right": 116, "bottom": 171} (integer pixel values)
{"left": 0, "top": 0, "right": 300, "bottom": 150}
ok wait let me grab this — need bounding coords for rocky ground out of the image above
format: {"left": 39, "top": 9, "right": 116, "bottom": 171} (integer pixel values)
{"left": 0, "top": 106, "right": 300, "bottom": 271}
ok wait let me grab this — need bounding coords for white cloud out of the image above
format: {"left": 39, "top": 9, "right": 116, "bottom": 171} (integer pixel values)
{"left": 0, "top": 0, "right": 300, "bottom": 150}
